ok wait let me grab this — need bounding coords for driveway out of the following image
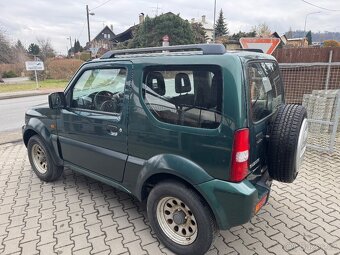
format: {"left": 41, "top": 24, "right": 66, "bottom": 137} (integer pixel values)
{"left": 0, "top": 140, "right": 339, "bottom": 255}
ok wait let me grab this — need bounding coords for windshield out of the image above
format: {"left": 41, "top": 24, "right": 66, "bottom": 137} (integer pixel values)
{"left": 248, "top": 61, "right": 284, "bottom": 122}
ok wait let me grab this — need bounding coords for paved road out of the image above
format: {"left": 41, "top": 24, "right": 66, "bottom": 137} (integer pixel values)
{"left": 0, "top": 95, "right": 48, "bottom": 132}
{"left": 0, "top": 138, "right": 339, "bottom": 254}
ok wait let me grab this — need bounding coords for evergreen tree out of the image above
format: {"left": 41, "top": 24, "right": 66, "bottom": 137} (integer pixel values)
{"left": 15, "top": 40, "right": 26, "bottom": 52}
{"left": 130, "top": 13, "right": 195, "bottom": 48}
{"left": 230, "top": 31, "right": 256, "bottom": 41}
{"left": 28, "top": 43, "right": 40, "bottom": 56}
{"left": 214, "top": 9, "right": 228, "bottom": 38}
{"left": 306, "top": 31, "right": 312, "bottom": 45}
{"left": 74, "top": 40, "right": 81, "bottom": 53}
{"left": 191, "top": 22, "right": 207, "bottom": 43}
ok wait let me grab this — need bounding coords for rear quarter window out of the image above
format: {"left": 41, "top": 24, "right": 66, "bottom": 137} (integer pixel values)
{"left": 142, "top": 65, "right": 223, "bottom": 129}
{"left": 248, "top": 61, "right": 283, "bottom": 122}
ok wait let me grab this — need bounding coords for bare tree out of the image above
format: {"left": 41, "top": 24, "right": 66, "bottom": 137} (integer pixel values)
{"left": 36, "top": 38, "right": 55, "bottom": 60}
{"left": 252, "top": 23, "right": 272, "bottom": 37}
{"left": 0, "top": 28, "right": 14, "bottom": 63}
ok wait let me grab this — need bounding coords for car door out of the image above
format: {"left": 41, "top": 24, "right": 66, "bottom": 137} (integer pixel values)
{"left": 57, "top": 61, "right": 132, "bottom": 182}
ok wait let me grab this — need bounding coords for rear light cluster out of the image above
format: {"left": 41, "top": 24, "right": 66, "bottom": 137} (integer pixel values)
{"left": 230, "top": 128, "right": 250, "bottom": 182}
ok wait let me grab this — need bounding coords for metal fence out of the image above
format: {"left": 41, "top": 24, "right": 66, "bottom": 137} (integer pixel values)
{"left": 278, "top": 57, "right": 340, "bottom": 153}
{"left": 279, "top": 62, "right": 340, "bottom": 104}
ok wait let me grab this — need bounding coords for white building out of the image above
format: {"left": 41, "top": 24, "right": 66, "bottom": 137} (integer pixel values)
{"left": 191, "top": 15, "right": 214, "bottom": 43}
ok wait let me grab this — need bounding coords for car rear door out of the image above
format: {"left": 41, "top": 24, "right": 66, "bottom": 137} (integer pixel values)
{"left": 247, "top": 61, "right": 284, "bottom": 176}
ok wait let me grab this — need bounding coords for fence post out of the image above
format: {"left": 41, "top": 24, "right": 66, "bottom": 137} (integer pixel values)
{"left": 325, "top": 50, "right": 333, "bottom": 90}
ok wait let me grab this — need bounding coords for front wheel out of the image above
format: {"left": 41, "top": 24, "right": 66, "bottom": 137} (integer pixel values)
{"left": 27, "top": 135, "right": 63, "bottom": 182}
{"left": 147, "top": 181, "right": 217, "bottom": 255}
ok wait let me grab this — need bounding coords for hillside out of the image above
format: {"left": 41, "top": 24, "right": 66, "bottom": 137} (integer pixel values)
{"left": 285, "top": 30, "right": 340, "bottom": 42}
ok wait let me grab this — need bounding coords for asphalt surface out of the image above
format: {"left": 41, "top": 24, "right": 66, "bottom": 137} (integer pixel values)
{"left": 0, "top": 95, "right": 48, "bottom": 132}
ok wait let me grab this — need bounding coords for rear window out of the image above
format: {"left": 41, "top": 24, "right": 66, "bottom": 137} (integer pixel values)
{"left": 142, "top": 65, "right": 222, "bottom": 129}
{"left": 248, "top": 61, "right": 283, "bottom": 122}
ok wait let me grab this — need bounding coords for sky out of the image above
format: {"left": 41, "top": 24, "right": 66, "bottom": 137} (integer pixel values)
{"left": 0, "top": 0, "right": 339, "bottom": 55}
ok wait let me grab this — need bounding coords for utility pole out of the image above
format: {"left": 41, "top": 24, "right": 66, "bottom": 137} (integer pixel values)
{"left": 86, "top": 5, "right": 91, "bottom": 43}
{"left": 213, "top": 0, "right": 217, "bottom": 43}
{"left": 67, "top": 36, "right": 72, "bottom": 50}
{"left": 86, "top": 5, "right": 95, "bottom": 43}
{"left": 304, "top": 11, "right": 321, "bottom": 36}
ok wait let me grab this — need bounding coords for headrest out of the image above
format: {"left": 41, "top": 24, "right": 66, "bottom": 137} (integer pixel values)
{"left": 146, "top": 72, "right": 165, "bottom": 96}
{"left": 175, "top": 73, "right": 191, "bottom": 93}
{"left": 211, "top": 74, "right": 222, "bottom": 111}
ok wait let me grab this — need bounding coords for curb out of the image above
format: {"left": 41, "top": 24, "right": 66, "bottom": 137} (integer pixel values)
{"left": 0, "top": 91, "right": 52, "bottom": 100}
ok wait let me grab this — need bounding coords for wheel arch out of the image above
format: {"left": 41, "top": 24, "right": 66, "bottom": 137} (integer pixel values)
{"left": 23, "top": 118, "right": 63, "bottom": 166}
{"left": 141, "top": 172, "right": 218, "bottom": 226}
{"left": 132, "top": 154, "right": 213, "bottom": 201}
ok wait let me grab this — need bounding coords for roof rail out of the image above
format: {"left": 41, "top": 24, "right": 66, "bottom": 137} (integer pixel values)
{"left": 101, "top": 44, "right": 226, "bottom": 59}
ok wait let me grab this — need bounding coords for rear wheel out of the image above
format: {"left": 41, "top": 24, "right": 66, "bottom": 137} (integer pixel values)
{"left": 147, "top": 181, "right": 217, "bottom": 255}
{"left": 268, "top": 104, "right": 308, "bottom": 183}
{"left": 27, "top": 135, "right": 63, "bottom": 182}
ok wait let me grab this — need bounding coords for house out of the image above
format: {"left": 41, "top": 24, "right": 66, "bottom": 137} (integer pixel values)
{"left": 191, "top": 15, "right": 214, "bottom": 42}
{"left": 271, "top": 32, "right": 287, "bottom": 45}
{"left": 110, "top": 13, "right": 144, "bottom": 46}
{"left": 285, "top": 38, "right": 308, "bottom": 48}
{"left": 90, "top": 25, "right": 116, "bottom": 50}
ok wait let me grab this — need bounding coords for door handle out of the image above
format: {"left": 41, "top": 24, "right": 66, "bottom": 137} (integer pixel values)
{"left": 106, "top": 125, "right": 122, "bottom": 136}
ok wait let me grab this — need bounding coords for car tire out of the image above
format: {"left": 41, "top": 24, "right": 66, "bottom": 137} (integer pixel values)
{"left": 147, "top": 181, "right": 217, "bottom": 255}
{"left": 27, "top": 135, "right": 63, "bottom": 182}
{"left": 268, "top": 104, "right": 308, "bottom": 183}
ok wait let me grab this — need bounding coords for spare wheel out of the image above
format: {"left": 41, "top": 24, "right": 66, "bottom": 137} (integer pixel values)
{"left": 268, "top": 104, "right": 308, "bottom": 183}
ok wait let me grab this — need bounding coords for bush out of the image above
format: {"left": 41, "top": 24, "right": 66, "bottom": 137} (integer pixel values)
{"left": 2, "top": 70, "right": 18, "bottom": 78}
{"left": 46, "top": 58, "right": 84, "bottom": 80}
{"left": 323, "top": 40, "right": 339, "bottom": 47}
{"left": 28, "top": 58, "right": 84, "bottom": 81}
{"left": 0, "top": 63, "right": 25, "bottom": 77}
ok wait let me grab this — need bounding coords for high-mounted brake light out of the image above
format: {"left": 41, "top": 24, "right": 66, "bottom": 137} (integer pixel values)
{"left": 230, "top": 128, "right": 250, "bottom": 182}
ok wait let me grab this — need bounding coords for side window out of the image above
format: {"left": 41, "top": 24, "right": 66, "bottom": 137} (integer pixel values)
{"left": 142, "top": 66, "right": 222, "bottom": 129}
{"left": 248, "top": 62, "right": 283, "bottom": 122}
{"left": 71, "top": 68, "right": 127, "bottom": 114}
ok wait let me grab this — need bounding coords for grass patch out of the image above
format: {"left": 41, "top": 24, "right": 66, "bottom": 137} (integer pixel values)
{"left": 0, "top": 79, "right": 68, "bottom": 93}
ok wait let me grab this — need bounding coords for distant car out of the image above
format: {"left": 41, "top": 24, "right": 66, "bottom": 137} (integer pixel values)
{"left": 23, "top": 44, "right": 308, "bottom": 255}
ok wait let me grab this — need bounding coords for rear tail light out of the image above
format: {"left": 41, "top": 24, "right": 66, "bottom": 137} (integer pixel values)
{"left": 230, "top": 128, "right": 250, "bottom": 182}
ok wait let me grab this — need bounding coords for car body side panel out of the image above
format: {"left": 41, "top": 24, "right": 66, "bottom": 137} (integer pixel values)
{"left": 125, "top": 55, "right": 246, "bottom": 182}
{"left": 123, "top": 153, "right": 214, "bottom": 200}
{"left": 23, "top": 108, "right": 63, "bottom": 166}
{"left": 196, "top": 179, "right": 258, "bottom": 229}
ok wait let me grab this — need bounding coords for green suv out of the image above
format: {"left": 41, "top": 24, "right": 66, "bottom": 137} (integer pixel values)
{"left": 23, "top": 44, "right": 308, "bottom": 255}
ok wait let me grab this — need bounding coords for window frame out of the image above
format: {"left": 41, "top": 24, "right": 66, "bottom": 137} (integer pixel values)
{"left": 140, "top": 64, "right": 224, "bottom": 131}
{"left": 67, "top": 66, "right": 129, "bottom": 117}
{"left": 246, "top": 60, "right": 285, "bottom": 124}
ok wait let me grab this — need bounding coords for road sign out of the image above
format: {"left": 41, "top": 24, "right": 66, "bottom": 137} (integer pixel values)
{"left": 25, "top": 61, "right": 45, "bottom": 71}
{"left": 89, "top": 47, "right": 100, "bottom": 57}
{"left": 239, "top": 37, "right": 281, "bottom": 55}
{"left": 162, "top": 35, "right": 169, "bottom": 42}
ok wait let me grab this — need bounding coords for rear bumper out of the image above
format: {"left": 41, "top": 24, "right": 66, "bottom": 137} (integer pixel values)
{"left": 196, "top": 171, "right": 271, "bottom": 230}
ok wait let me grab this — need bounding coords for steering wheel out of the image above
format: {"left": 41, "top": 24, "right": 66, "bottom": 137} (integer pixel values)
{"left": 94, "top": 91, "right": 115, "bottom": 110}
{"left": 100, "top": 99, "right": 118, "bottom": 112}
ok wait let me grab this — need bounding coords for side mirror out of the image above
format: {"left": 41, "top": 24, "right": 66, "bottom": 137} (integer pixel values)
{"left": 48, "top": 92, "right": 66, "bottom": 109}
